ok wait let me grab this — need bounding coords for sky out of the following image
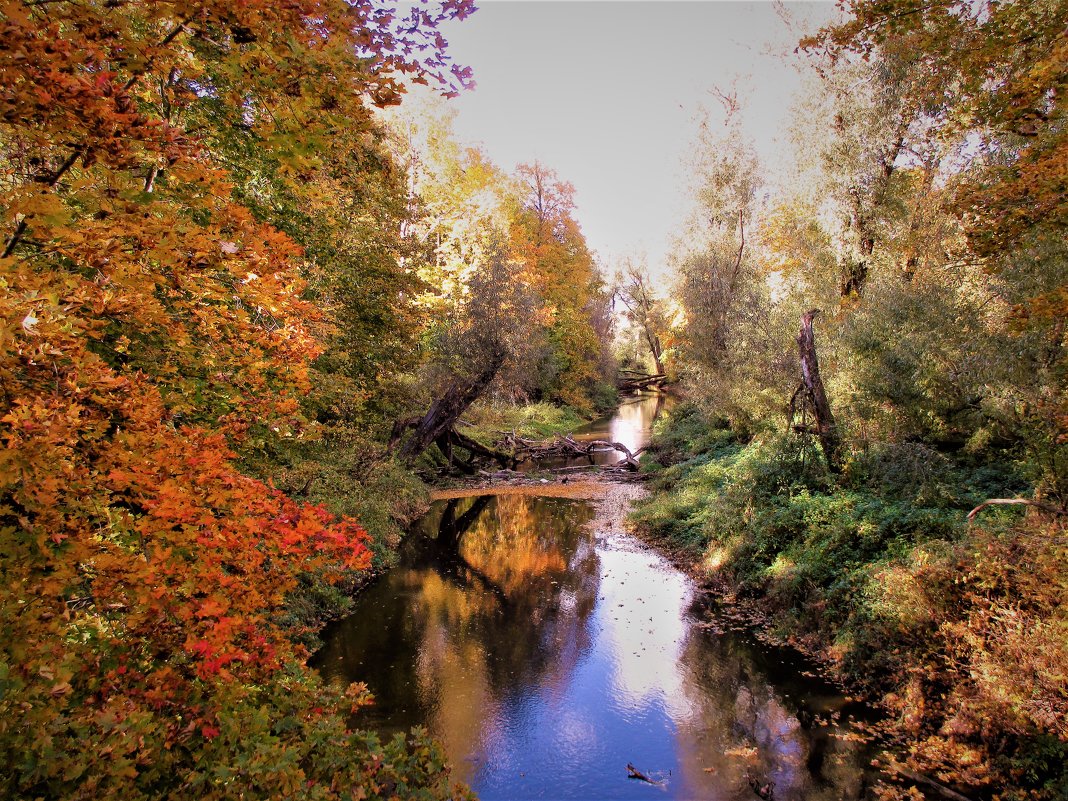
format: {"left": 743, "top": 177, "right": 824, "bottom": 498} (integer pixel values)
{"left": 417, "top": 0, "right": 839, "bottom": 286}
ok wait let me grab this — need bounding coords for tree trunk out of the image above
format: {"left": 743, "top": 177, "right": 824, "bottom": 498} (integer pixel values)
{"left": 446, "top": 429, "right": 514, "bottom": 468}
{"left": 616, "top": 372, "right": 667, "bottom": 392}
{"left": 840, "top": 235, "right": 873, "bottom": 297}
{"left": 397, "top": 349, "right": 505, "bottom": 463}
{"left": 797, "top": 309, "right": 842, "bottom": 472}
{"left": 646, "top": 330, "right": 665, "bottom": 375}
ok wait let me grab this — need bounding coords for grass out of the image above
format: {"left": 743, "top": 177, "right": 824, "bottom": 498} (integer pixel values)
{"left": 462, "top": 400, "right": 593, "bottom": 445}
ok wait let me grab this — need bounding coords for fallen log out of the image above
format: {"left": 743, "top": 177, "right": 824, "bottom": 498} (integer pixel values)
{"left": 500, "top": 433, "right": 644, "bottom": 470}
{"left": 967, "top": 497, "right": 1068, "bottom": 522}
{"left": 745, "top": 772, "right": 775, "bottom": 800}
{"left": 447, "top": 429, "right": 514, "bottom": 468}
{"left": 888, "top": 762, "right": 976, "bottom": 801}
{"left": 585, "top": 439, "right": 642, "bottom": 469}
{"left": 435, "top": 432, "right": 476, "bottom": 474}
{"left": 626, "top": 763, "right": 660, "bottom": 785}
{"left": 617, "top": 372, "right": 668, "bottom": 392}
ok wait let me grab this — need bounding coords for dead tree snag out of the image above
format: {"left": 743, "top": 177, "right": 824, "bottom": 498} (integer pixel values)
{"left": 796, "top": 309, "right": 842, "bottom": 472}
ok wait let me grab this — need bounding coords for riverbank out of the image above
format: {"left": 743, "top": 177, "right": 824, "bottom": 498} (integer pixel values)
{"left": 282, "top": 400, "right": 608, "bottom": 647}
{"left": 313, "top": 395, "right": 889, "bottom": 797}
{"left": 629, "top": 403, "right": 1068, "bottom": 801}
{"left": 315, "top": 393, "right": 883, "bottom": 799}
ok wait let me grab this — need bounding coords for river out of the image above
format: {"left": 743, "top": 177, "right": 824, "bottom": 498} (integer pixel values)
{"left": 315, "top": 394, "right": 877, "bottom": 800}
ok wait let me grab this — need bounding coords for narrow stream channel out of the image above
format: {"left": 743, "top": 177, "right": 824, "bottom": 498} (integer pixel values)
{"left": 315, "top": 395, "right": 878, "bottom": 800}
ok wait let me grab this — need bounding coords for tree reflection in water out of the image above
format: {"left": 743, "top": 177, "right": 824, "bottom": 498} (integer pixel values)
{"left": 315, "top": 493, "right": 877, "bottom": 800}
{"left": 314, "top": 494, "right": 599, "bottom": 772}
{"left": 671, "top": 603, "right": 875, "bottom": 799}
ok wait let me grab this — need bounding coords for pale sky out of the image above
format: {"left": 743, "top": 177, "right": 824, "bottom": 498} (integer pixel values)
{"left": 417, "top": 1, "right": 838, "bottom": 285}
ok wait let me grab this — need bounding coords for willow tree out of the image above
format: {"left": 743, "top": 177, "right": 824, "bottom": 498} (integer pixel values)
{"left": 671, "top": 112, "right": 782, "bottom": 424}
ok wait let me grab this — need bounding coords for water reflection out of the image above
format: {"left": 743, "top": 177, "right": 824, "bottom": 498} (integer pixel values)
{"left": 671, "top": 606, "right": 875, "bottom": 800}
{"left": 315, "top": 496, "right": 598, "bottom": 757}
{"left": 596, "top": 392, "right": 667, "bottom": 458}
{"left": 315, "top": 493, "right": 877, "bottom": 800}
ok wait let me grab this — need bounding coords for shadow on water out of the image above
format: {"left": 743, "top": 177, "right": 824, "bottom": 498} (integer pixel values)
{"left": 314, "top": 487, "right": 880, "bottom": 800}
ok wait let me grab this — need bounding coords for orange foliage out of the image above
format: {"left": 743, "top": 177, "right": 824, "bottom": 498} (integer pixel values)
{"left": 1, "top": 0, "right": 472, "bottom": 796}
{"left": 804, "top": 0, "right": 1068, "bottom": 259}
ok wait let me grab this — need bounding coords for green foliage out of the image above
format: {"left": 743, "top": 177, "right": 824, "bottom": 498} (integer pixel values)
{"left": 280, "top": 566, "right": 361, "bottom": 651}
{"left": 465, "top": 399, "right": 592, "bottom": 442}
{"left": 263, "top": 430, "right": 432, "bottom": 567}
{"left": 642, "top": 403, "right": 737, "bottom": 469}
{"left": 587, "top": 381, "right": 621, "bottom": 415}
{"left": 998, "top": 734, "right": 1068, "bottom": 801}
{"left": 633, "top": 407, "right": 1067, "bottom": 798}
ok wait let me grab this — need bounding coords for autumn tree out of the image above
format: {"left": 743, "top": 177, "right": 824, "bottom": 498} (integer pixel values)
{"left": 381, "top": 114, "right": 615, "bottom": 418}
{"left": 805, "top": 0, "right": 1068, "bottom": 260}
{"left": 615, "top": 258, "right": 670, "bottom": 376}
{"left": 655, "top": 10, "right": 1068, "bottom": 798}
{"left": 389, "top": 101, "right": 520, "bottom": 312}
{"left": 672, "top": 114, "right": 777, "bottom": 417}
{"left": 800, "top": 48, "right": 947, "bottom": 296}
{"left": 510, "top": 162, "right": 612, "bottom": 410}
{"left": 380, "top": 104, "right": 557, "bottom": 463}
{"left": 0, "top": 0, "right": 475, "bottom": 797}
{"left": 802, "top": 0, "right": 1068, "bottom": 499}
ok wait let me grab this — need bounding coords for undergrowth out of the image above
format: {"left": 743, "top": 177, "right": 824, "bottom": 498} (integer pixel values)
{"left": 246, "top": 429, "right": 434, "bottom": 648}
{"left": 631, "top": 403, "right": 1068, "bottom": 800}
{"left": 464, "top": 400, "right": 593, "bottom": 444}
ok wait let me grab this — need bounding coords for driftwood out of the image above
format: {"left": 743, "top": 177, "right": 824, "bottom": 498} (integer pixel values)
{"left": 888, "top": 762, "right": 976, "bottom": 801}
{"left": 795, "top": 309, "right": 842, "bottom": 472}
{"left": 499, "top": 432, "right": 644, "bottom": 470}
{"left": 617, "top": 371, "right": 668, "bottom": 393}
{"left": 542, "top": 463, "right": 635, "bottom": 474}
{"left": 967, "top": 497, "right": 1068, "bottom": 522}
{"left": 626, "top": 763, "right": 660, "bottom": 785}
{"left": 393, "top": 362, "right": 650, "bottom": 474}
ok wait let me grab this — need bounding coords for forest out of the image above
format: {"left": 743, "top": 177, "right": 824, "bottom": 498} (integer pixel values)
{"left": 0, "top": 1, "right": 1064, "bottom": 800}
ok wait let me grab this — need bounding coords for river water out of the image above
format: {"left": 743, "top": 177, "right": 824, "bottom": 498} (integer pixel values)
{"left": 315, "top": 394, "right": 877, "bottom": 800}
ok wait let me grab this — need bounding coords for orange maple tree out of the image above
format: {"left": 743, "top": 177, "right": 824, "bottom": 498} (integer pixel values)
{"left": 1, "top": 0, "right": 473, "bottom": 797}
{"left": 508, "top": 163, "right": 606, "bottom": 409}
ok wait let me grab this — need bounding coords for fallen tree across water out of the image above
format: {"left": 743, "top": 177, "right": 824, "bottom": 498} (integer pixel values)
{"left": 392, "top": 362, "right": 645, "bottom": 474}
{"left": 616, "top": 370, "right": 668, "bottom": 393}
{"left": 390, "top": 350, "right": 507, "bottom": 468}
{"left": 497, "top": 432, "right": 644, "bottom": 470}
